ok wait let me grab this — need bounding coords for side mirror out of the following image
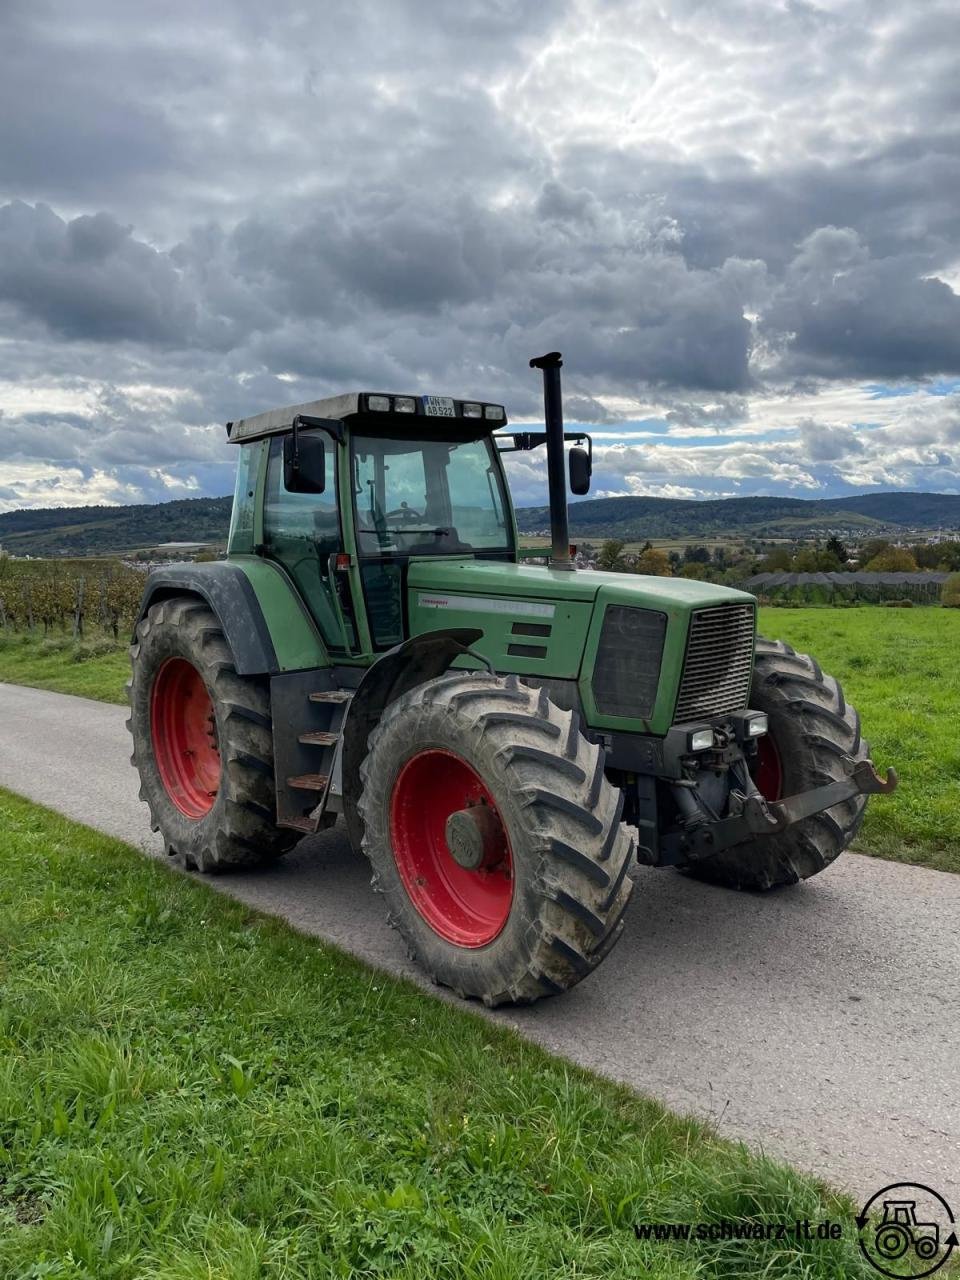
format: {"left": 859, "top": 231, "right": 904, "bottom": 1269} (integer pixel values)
{"left": 283, "top": 428, "right": 326, "bottom": 494}
{"left": 569, "top": 445, "right": 591, "bottom": 496}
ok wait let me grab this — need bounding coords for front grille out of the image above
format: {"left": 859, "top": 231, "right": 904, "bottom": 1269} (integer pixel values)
{"left": 674, "top": 603, "right": 756, "bottom": 722}
{"left": 591, "top": 606, "right": 667, "bottom": 719}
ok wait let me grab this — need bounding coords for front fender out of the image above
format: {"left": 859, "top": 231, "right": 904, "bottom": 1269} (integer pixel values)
{"left": 340, "top": 627, "right": 483, "bottom": 852}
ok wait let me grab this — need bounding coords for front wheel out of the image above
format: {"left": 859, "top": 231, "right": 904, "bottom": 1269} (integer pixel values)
{"left": 357, "top": 672, "right": 635, "bottom": 1005}
{"left": 681, "top": 637, "right": 870, "bottom": 890}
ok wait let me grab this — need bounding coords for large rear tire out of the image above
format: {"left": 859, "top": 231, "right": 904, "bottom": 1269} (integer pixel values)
{"left": 682, "top": 637, "right": 869, "bottom": 890}
{"left": 357, "top": 671, "right": 635, "bottom": 1005}
{"left": 127, "top": 596, "right": 296, "bottom": 872}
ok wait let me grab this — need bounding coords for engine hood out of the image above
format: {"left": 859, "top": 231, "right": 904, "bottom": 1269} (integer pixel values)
{"left": 407, "top": 558, "right": 755, "bottom": 611}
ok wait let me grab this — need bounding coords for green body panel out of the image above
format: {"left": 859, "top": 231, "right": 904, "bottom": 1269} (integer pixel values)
{"left": 407, "top": 559, "right": 756, "bottom": 734}
{"left": 230, "top": 554, "right": 331, "bottom": 672}
{"left": 408, "top": 559, "right": 594, "bottom": 679}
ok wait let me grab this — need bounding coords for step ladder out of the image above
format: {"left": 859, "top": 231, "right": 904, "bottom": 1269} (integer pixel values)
{"left": 275, "top": 683, "right": 353, "bottom": 835}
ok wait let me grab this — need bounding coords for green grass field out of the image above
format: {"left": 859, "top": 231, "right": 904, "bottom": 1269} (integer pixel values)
{"left": 760, "top": 608, "right": 960, "bottom": 874}
{"left": 0, "top": 631, "right": 129, "bottom": 704}
{"left": 1, "top": 606, "right": 957, "bottom": 873}
{"left": 0, "top": 788, "right": 878, "bottom": 1279}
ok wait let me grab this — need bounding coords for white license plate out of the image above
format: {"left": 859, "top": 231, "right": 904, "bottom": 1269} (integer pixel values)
{"left": 422, "top": 395, "right": 456, "bottom": 417}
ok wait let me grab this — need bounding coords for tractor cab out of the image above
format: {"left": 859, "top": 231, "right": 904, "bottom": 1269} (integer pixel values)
{"left": 224, "top": 389, "right": 591, "bottom": 656}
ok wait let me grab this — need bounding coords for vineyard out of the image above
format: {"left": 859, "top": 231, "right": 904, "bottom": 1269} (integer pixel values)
{"left": 0, "top": 557, "right": 147, "bottom": 639}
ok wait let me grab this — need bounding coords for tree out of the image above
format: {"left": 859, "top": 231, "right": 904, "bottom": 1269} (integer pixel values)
{"left": 757, "top": 548, "right": 792, "bottom": 572}
{"left": 683, "top": 544, "right": 711, "bottom": 564}
{"left": 597, "top": 539, "right": 628, "bottom": 572}
{"left": 942, "top": 573, "right": 960, "bottom": 607}
{"left": 860, "top": 537, "right": 891, "bottom": 565}
{"left": 865, "top": 547, "right": 918, "bottom": 572}
{"left": 911, "top": 543, "right": 941, "bottom": 569}
{"left": 636, "top": 548, "right": 672, "bottom": 576}
{"left": 826, "top": 536, "right": 848, "bottom": 564}
{"left": 792, "top": 549, "right": 840, "bottom": 572}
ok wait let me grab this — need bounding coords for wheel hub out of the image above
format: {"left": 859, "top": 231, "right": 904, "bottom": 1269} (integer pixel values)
{"left": 445, "top": 805, "right": 501, "bottom": 870}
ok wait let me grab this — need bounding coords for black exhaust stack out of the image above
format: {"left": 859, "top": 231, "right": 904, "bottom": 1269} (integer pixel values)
{"left": 529, "top": 351, "right": 573, "bottom": 571}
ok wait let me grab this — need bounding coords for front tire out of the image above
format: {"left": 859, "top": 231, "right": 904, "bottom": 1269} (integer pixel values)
{"left": 128, "top": 596, "right": 295, "bottom": 872}
{"left": 357, "top": 672, "right": 635, "bottom": 1005}
{"left": 682, "top": 637, "right": 870, "bottom": 890}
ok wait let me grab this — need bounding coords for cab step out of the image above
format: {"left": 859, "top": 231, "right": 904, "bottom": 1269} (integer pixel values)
{"left": 298, "top": 730, "right": 340, "bottom": 747}
{"left": 287, "top": 773, "right": 329, "bottom": 791}
{"left": 278, "top": 815, "right": 317, "bottom": 834}
{"left": 309, "top": 690, "right": 353, "bottom": 704}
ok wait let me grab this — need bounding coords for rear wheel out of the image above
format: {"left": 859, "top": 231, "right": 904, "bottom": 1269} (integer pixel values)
{"left": 357, "top": 672, "right": 635, "bottom": 1005}
{"left": 128, "top": 596, "right": 295, "bottom": 872}
{"left": 682, "top": 637, "right": 869, "bottom": 890}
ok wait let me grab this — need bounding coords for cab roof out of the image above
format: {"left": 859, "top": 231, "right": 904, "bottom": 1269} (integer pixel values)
{"left": 226, "top": 392, "right": 508, "bottom": 444}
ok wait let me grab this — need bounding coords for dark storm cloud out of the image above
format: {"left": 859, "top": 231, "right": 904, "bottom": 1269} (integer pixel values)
{"left": 0, "top": 0, "right": 959, "bottom": 507}
{"left": 0, "top": 202, "right": 195, "bottom": 344}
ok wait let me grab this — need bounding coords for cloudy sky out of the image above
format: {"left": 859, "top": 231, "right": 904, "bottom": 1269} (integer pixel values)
{"left": 1, "top": 0, "right": 959, "bottom": 511}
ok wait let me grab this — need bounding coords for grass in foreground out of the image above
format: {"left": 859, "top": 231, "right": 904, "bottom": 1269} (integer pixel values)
{"left": 0, "top": 790, "right": 874, "bottom": 1279}
{"left": 0, "top": 630, "right": 129, "bottom": 704}
{"left": 760, "top": 607, "right": 960, "bottom": 874}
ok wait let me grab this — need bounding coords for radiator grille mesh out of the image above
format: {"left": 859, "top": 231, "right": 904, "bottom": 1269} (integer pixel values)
{"left": 591, "top": 606, "right": 666, "bottom": 719}
{"left": 674, "top": 603, "right": 756, "bottom": 722}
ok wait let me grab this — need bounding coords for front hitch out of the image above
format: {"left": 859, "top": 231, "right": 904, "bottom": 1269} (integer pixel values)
{"left": 762, "top": 757, "right": 897, "bottom": 833}
{"left": 661, "top": 755, "right": 898, "bottom": 865}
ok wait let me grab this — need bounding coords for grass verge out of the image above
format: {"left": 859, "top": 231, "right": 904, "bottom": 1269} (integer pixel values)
{"left": 0, "top": 787, "right": 875, "bottom": 1279}
{"left": 760, "top": 607, "right": 960, "bottom": 875}
{"left": 0, "top": 630, "right": 129, "bottom": 705}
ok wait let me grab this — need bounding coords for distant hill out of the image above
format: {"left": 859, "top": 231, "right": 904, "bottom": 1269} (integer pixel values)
{"left": 2, "top": 490, "right": 959, "bottom": 557}
{"left": 0, "top": 496, "right": 233, "bottom": 557}
{"left": 516, "top": 492, "right": 960, "bottom": 541}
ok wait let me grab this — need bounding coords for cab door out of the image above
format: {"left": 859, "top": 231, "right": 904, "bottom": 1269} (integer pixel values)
{"left": 262, "top": 431, "right": 356, "bottom": 652}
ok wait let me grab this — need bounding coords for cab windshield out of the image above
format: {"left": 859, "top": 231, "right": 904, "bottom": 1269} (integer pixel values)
{"left": 351, "top": 431, "right": 512, "bottom": 556}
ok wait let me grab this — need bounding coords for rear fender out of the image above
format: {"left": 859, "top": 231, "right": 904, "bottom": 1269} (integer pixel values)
{"left": 136, "top": 562, "right": 279, "bottom": 675}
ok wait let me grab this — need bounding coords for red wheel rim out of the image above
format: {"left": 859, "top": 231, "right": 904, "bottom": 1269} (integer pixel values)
{"left": 753, "top": 733, "right": 783, "bottom": 800}
{"left": 389, "top": 749, "right": 514, "bottom": 947}
{"left": 150, "top": 658, "right": 220, "bottom": 818}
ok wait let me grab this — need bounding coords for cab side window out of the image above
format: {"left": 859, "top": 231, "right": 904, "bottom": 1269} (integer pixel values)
{"left": 263, "top": 433, "right": 351, "bottom": 649}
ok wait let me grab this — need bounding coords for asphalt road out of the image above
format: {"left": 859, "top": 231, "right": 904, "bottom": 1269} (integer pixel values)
{"left": 2, "top": 680, "right": 958, "bottom": 1205}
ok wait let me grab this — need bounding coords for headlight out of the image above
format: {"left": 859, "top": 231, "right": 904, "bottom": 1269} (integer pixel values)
{"left": 731, "top": 711, "right": 768, "bottom": 740}
{"left": 688, "top": 728, "right": 715, "bottom": 752}
{"left": 394, "top": 396, "right": 416, "bottom": 413}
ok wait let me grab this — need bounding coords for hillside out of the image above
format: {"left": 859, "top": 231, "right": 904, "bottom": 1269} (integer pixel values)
{"left": 2, "top": 490, "right": 960, "bottom": 557}
{"left": 516, "top": 492, "right": 960, "bottom": 540}
{"left": 0, "top": 497, "right": 233, "bottom": 557}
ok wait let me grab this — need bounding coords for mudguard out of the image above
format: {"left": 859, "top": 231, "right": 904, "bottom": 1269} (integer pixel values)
{"left": 135, "top": 562, "right": 278, "bottom": 675}
{"left": 339, "top": 627, "right": 483, "bottom": 852}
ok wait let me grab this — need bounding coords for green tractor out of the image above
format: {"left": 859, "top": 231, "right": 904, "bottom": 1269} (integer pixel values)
{"left": 128, "top": 352, "right": 896, "bottom": 1004}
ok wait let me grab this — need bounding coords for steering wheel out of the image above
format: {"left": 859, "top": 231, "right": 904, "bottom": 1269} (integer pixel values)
{"left": 385, "top": 504, "right": 423, "bottom": 524}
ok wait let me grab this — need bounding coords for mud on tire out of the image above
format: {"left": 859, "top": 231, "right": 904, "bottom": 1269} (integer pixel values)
{"left": 357, "top": 671, "right": 635, "bottom": 1006}
{"left": 127, "top": 596, "right": 295, "bottom": 872}
{"left": 682, "top": 637, "right": 870, "bottom": 891}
